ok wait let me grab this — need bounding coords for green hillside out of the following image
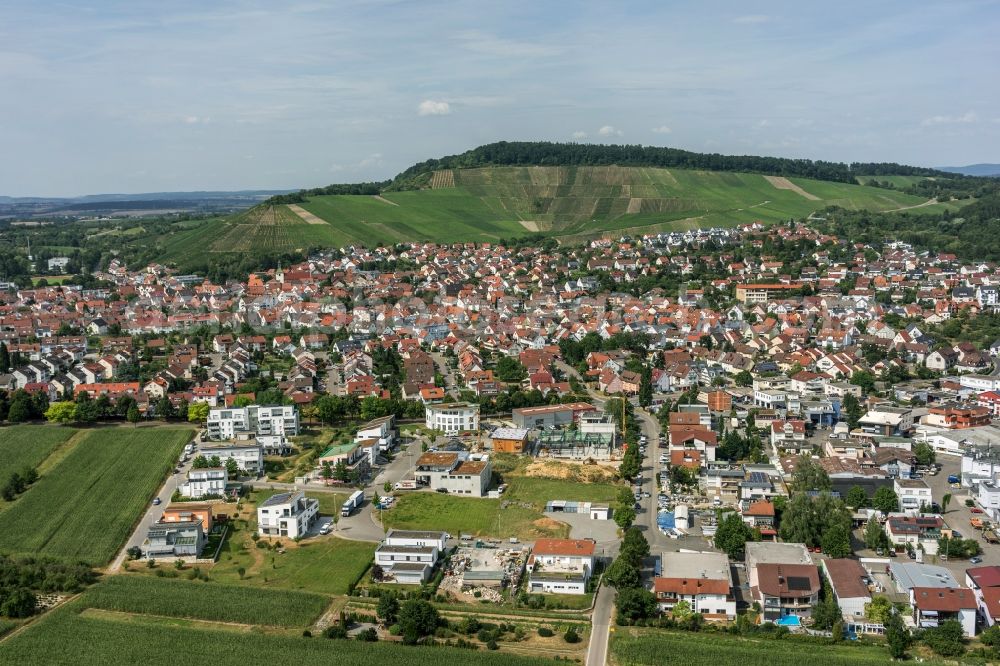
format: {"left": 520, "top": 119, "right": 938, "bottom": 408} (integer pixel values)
{"left": 160, "top": 165, "right": 935, "bottom": 261}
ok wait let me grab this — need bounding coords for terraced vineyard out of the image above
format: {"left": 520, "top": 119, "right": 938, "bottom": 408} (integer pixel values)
{"left": 0, "top": 426, "right": 192, "bottom": 564}
{"left": 158, "top": 165, "right": 940, "bottom": 263}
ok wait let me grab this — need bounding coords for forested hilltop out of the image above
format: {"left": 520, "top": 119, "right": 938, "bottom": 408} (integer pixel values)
{"left": 268, "top": 141, "right": 966, "bottom": 204}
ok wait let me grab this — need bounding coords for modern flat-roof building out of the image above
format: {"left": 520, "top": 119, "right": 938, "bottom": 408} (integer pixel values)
{"left": 142, "top": 520, "right": 205, "bottom": 559}
{"left": 414, "top": 451, "right": 491, "bottom": 496}
{"left": 425, "top": 402, "right": 480, "bottom": 434}
{"left": 511, "top": 402, "right": 597, "bottom": 429}
{"left": 178, "top": 468, "right": 227, "bottom": 499}
{"left": 207, "top": 404, "right": 299, "bottom": 440}
{"left": 375, "top": 530, "right": 448, "bottom": 585}
{"left": 256, "top": 490, "right": 319, "bottom": 539}
{"left": 199, "top": 443, "right": 263, "bottom": 476}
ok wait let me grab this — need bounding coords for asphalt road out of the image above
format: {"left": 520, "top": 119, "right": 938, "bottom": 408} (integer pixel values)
{"left": 586, "top": 584, "right": 616, "bottom": 666}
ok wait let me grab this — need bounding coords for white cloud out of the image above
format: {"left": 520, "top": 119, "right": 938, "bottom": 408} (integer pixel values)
{"left": 921, "top": 111, "right": 978, "bottom": 126}
{"left": 733, "top": 15, "right": 770, "bottom": 24}
{"left": 358, "top": 153, "right": 383, "bottom": 168}
{"left": 455, "top": 30, "right": 561, "bottom": 58}
{"left": 183, "top": 115, "right": 210, "bottom": 124}
{"left": 598, "top": 125, "right": 622, "bottom": 137}
{"left": 572, "top": 130, "right": 588, "bottom": 139}
{"left": 651, "top": 125, "right": 671, "bottom": 134}
{"left": 417, "top": 100, "right": 451, "bottom": 116}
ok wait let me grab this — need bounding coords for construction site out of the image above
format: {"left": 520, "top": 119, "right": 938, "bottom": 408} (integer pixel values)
{"left": 439, "top": 544, "right": 529, "bottom": 603}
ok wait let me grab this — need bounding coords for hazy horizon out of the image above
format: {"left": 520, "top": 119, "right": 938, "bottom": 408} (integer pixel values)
{"left": 3, "top": 0, "right": 999, "bottom": 197}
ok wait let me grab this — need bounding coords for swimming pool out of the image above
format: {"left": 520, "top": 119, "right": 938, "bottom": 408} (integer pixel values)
{"left": 776, "top": 615, "right": 801, "bottom": 627}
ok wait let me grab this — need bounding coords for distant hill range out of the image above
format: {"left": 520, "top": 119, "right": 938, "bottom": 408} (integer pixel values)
{"left": 935, "top": 164, "right": 1000, "bottom": 177}
{"left": 0, "top": 190, "right": 292, "bottom": 219}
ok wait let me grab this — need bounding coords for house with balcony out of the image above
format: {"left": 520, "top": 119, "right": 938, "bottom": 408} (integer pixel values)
{"left": 859, "top": 405, "right": 914, "bottom": 437}
{"left": 355, "top": 414, "right": 397, "bottom": 454}
{"left": 374, "top": 530, "right": 448, "bottom": 585}
{"left": 528, "top": 538, "right": 596, "bottom": 595}
{"left": 922, "top": 404, "right": 992, "bottom": 430}
{"left": 256, "top": 490, "right": 319, "bottom": 539}
{"left": 966, "top": 566, "right": 1000, "bottom": 628}
{"left": 652, "top": 551, "right": 736, "bottom": 620}
{"left": 885, "top": 515, "right": 943, "bottom": 555}
{"left": 894, "top": 478, "right": 933, "bottom": 515}
{"left": 910, "top": 587, "right": 977, "bottom": 636}
{"left": 178, "top": 468, "right": 227, "bottom": 499}
{"left": 752, "top": 563, "right": 821, "bottom": 622}
{"left": 821, "top": 558, "right": 873, "bottom": 627}
{"left": 161, "top": 503, "right": 213, "bottom": 532}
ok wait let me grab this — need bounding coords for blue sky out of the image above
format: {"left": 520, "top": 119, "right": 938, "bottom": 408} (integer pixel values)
{"left": 2, "top": 0, "right": 999, "bottom": 196}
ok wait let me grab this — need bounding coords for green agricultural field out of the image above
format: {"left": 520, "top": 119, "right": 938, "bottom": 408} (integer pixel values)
{"left": 0, "top": 425, "right": 77, "bottom": 477}
{"left": 0, "top": 426, "right": 192, "bottom": 565}
{"left": 0, "top": 600, "right": 562, "bottom": 666}
{"left": 157, "top": 165, "right": 932, "bottom": 266}
{"left": 84, "top": 575, "right": 330, "bottom": 627}
{"left": 610, "top": 629, "right": 902, "bottom": 666}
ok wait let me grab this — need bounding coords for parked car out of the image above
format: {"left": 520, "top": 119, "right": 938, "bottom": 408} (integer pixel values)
{"left": 152, "top": 497, "right": 161, "bottom": 505}
{"left": 972, "top": 507, "right": 984, "bottom": 514}
{"left": 970, "top": 556, "right": 983, "bottom": 564}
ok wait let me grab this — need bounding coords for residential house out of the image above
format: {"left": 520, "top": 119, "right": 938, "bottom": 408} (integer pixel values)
{"left": 374, "top": 530, "right": 448, "bottom": 585}
{"left": 178, "top": 468, "right": 227, "bottom": 499}
{"left": 142, "top": 520, "right": 205, "bottom": 559}
{"left": 256, "top": 491, "right": 319, "bottom": 539}
{"left": 652, "top": 551, "right": 736, "bottom": 620}
{"left": 413, "top": 451, "right": 491, "bottom": 496}
{"left": 528, "top": 538, "right": 596, "bottom": 595}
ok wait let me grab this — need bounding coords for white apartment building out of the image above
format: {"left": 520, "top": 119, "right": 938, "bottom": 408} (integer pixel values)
{"left": 895, "top": 478, "right": 933, "bottom": 515}
{"left": 199, "top": 443, "right": 264, "bottom": 475}
{"left": 257, "top": 490, "right": 318, "bottom": 539}
{"left": 178, "top": 468, "right": 227, "bottom": 499}
{"left": 206, "top": 404, "right": 299, "bottom": 440}
{"left": 425, "top": 402, "right": 480, "bottom": 434}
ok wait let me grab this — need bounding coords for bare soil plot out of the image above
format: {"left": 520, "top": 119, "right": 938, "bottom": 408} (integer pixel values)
{"left": 286, "top": 204, "right": 328, "bottom": 225}
{"left": 371, "top": 195, "right": 399, "bottom": 207}
{"left": 764, "top": 175, "right": 820, "bottom": 200}
{"left": 518, "top": 220, "right": 542, "bottom": 232}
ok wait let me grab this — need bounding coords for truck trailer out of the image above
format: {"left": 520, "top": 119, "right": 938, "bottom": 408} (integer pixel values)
{"left": 341, "top": 490, "right": 364, "bottom": 517}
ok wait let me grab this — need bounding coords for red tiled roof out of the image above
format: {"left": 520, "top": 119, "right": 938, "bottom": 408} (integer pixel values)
{"left": 533, "top": 538, "right": 596, "bottom": 557}
{"left": 653, "top": 577, "right": 729, "bottom": 596}
{"left": 911, "top": 587, "right": 976, "bottom": 612}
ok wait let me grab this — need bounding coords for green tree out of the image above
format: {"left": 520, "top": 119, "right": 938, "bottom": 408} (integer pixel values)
{"left": 188, "top": 402, "right": 210, "bottom": 422}
{"left": 614, "top": 587, "right": 657, "bottom": 624}
{"left": 812, "top": 596, "right": 841, "bottom": 630}
{"left": 714, "top": 512, "right": 756, "bottom": 560}
{"left": 913, "top": 442, "right": 936, "bottom": 466}
{"left": 864, "top": 596, "right": 893, "bottom": 624}
{"left": 872, "top": 487, "right": 899, "bottom": 514}
{"left": 922, "top": 619, "right": 965, "bottom": 657}
{"left": 941, "top": 492, "right": 952, "bottom": 514}
{"left": 0, "top": 587, "right": 35, "bottom": 618}
{"left": 885, "top": 611, "right": 911, "bottom": 659}
{"left": 397, "top": 599, "right": 439, "bottom": 644}
{"left": 638, "top": 366, "right": 653, "bottom": 408}
{"left": 842, "top": 393, "right": 863, "bottom": 431}
{"left": 791, "top": 455, "right": 831, "bottom": 492}
{"left": 779, "top": 493, "right": 851, "bottom": 548}
{"left": 0, "top": 341, "right": 9, "bottom": 373}
{"left": 6, "top": 392, "right": 32, "bottom": 423}
{"left": 613, "top": 504, "right": 636, "bottom": 530}
{"left": 191, "top": 455, "right": 210, "bottom": 469}
{"left": 225, "top": 458, "right": 240, "bottom": 479}
{"left": 156, "top": 395, "right": 176, "bottom": 420}
{"left": 376, "top": 593, "right": 400, "bottom": 625}
{"left": 846, "top": 485, "right": 867, "bottom": 510}
{"left": 44, "top": 401, "right": 77, "bottom": 424}
{"left": 127, "top": 404, "right": 140, "bottom": 426}
{"left": 494, "top": 357, "right": 527, "bottom": 383}
{"left": 604, "top": 557, "right": 641, "bottom": 590}
{"left": 864, "top": 519, "right": 889, "bottom": 551}
{"left": 734, "top": 370, "right": 753, "bottom": 387}
{"left": 620, "top": 527, "right": 650, "bottom": 566}
{"left": 821, "top": 523, "right": 853, "bottom": 558}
